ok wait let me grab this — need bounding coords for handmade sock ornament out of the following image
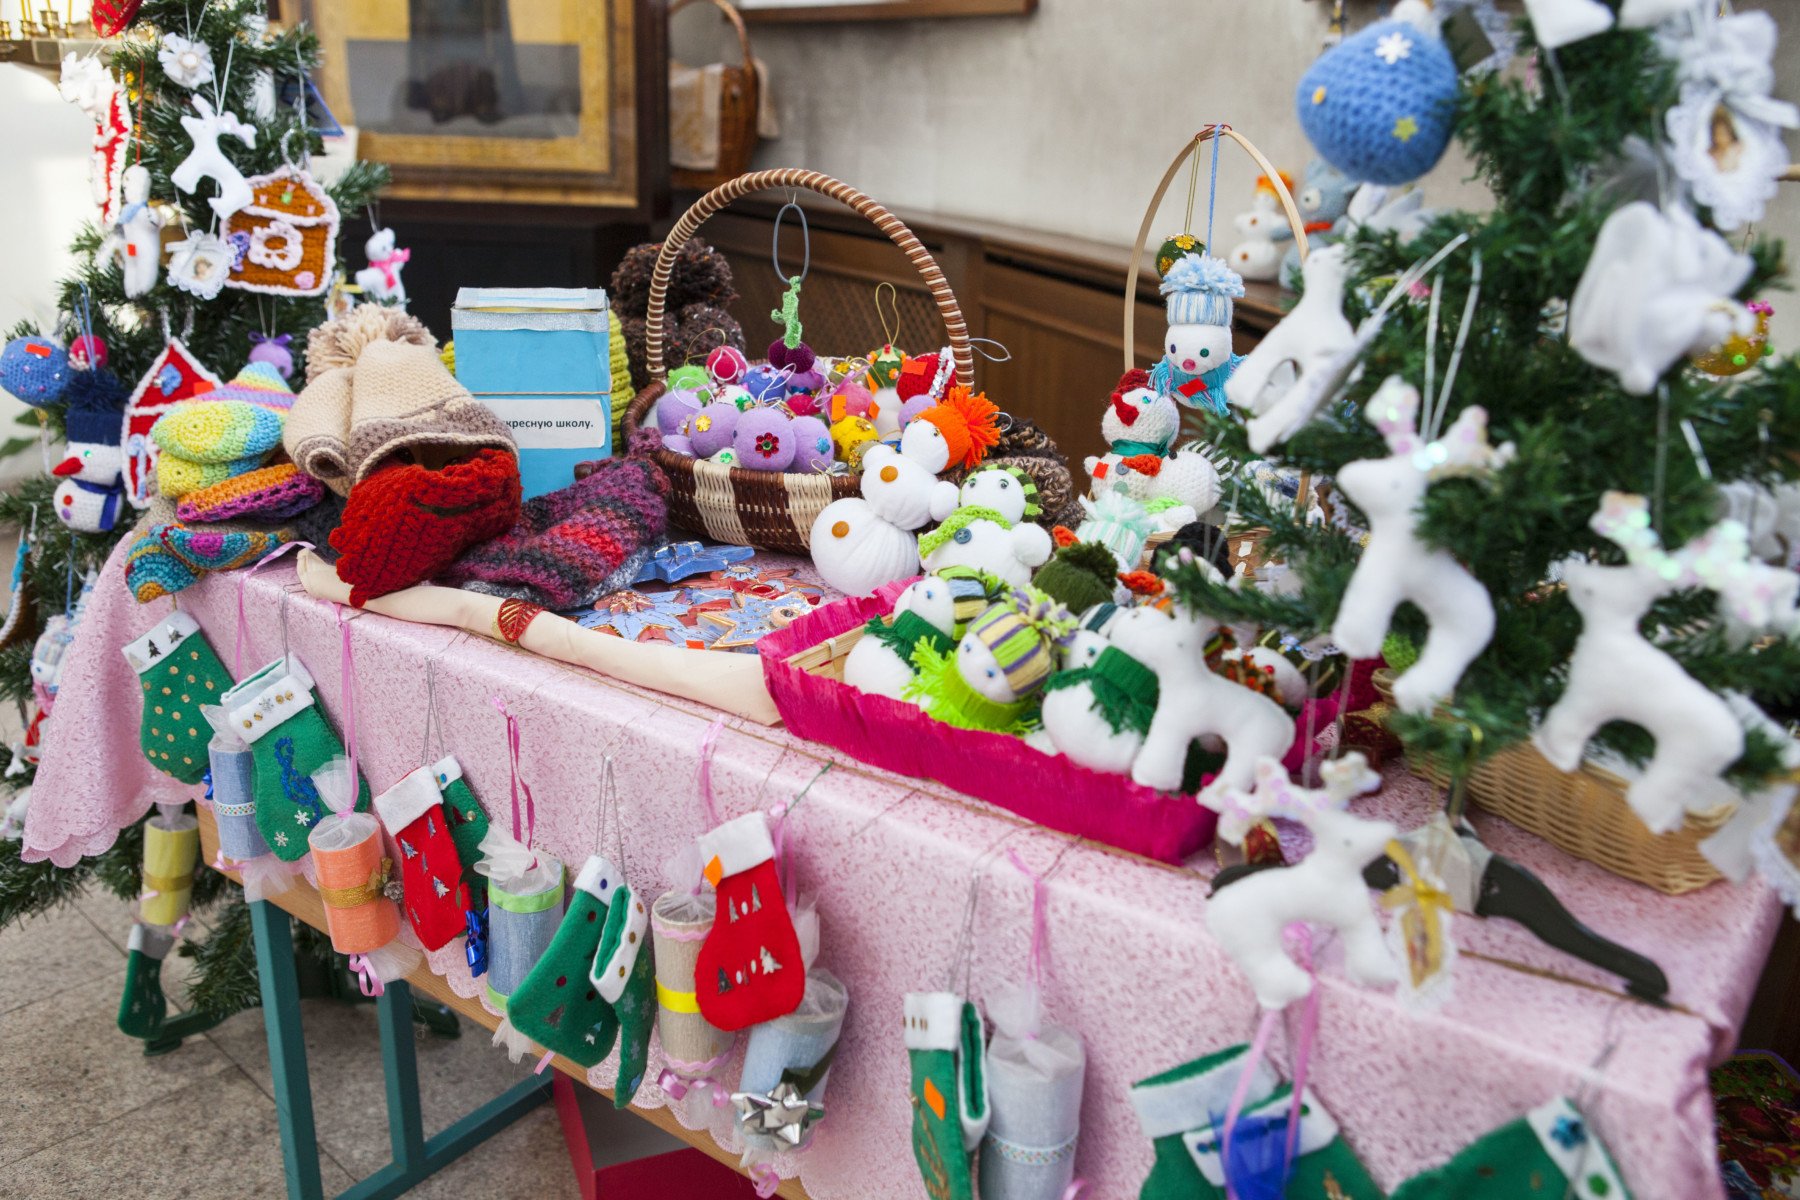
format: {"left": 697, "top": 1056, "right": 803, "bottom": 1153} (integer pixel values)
{"left": 906, "top": 992, "right": 990, "bottom": 1200}
{"left": 140, "top": 809, "right": 199, "bottom": 928}
{"left": 590, "top": 868, "right": 655, "bottom": 1106}
{"left": 1187, "top": 1084, "right": 1382, "bottom": 1200}
{"left": 907, "top": 592, "right": 1074, "bottom": 735}
{"left": 496, "top": 856, "right": 624, "bottom": 1066}
{"left": 920, "top": 506, "right": 1052, "bottom": 589}
{"left": 118, "top": 923, "right": 177, "bottom": 1040}
{"left": 1389, "top": 1096, "right": 1631, "bottom": 1200}
{"left": 1331, "top": 378, "right": 1513, "bottom": 714}
{"left": 652, "top": 890, "right": 736, "bottom": 1107}
{"left": 124, "top": 611, "right": 233, "bottom": 785}
{"left": 1111, "top": 603, "right": 1294, "bottom": 799}
{"left": 309, "top": 811, "right": 421, "bottom": 989}
{"left": 1227, "top": 244, "right": 1359, "bottom": 454}
{"left": 483, "top": 854, "right": 565, "bottom": 1012}
{"left": 693, "top": 812, "right": 806, "bottom": 1031}
{"left": 374, "top": 764, "right": 477, "bottom": 951}
{"left": 1132, "top": 1046, "right": 1278, "bottom": 1200}
{"left": 734, "top": 967, "right": 848, "bottom": 1160}
{"left": 169, "top": 96, "right": 257, "bottom": 221}
{"left": 1150, "top": 254, "right": 1244, "bottom": 414}
{"left": 843, "top": 575, "right": 961, "bottom": 701}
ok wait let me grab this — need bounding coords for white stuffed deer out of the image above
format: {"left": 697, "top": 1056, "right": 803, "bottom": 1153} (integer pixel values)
{"left": 1534, "top": 492, "right": 1796, "bottom": 834}
{"left": 1110, "top": 603, "right": 1295, "bottom": 800}
{"left": 1331, "top": 377, "right": 1514, "bottom": 715}
{"left": 1206, "top": 756, "right": 1398, "bottom": 1010}
{"left": 170, "top": 96, "right": 257, "bottom": 221}
{"left": 1226, "top": 244, "right": 1358, "bottom": 454}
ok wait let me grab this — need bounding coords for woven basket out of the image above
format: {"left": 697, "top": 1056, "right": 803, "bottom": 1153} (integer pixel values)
{"left": 1370, "top": 670, "right": 1729, "bottom": 895}
{"left": 626, "top": 169, "right": 976, "bottom": 554}
{"left": 669, "top": 0, "right": 761, "bottom": 192}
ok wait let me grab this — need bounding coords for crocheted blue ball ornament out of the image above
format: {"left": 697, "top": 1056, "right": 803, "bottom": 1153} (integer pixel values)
{"left": 0, "top": 336, "right": 72, "bottom": 408}
{"left": 1295, "top": 1, "right": 1458, "bottom": 185}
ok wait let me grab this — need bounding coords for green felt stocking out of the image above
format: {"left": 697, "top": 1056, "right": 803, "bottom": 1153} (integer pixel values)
{"left": 905, "top": 993, "right": 991, "bottom": 1200}
{"left": 505, "top": 856, "right": 622, "bottom": 1068}
{"left": 1131, "top": 1045, "right": 1278, "bottom": 1200}
{"left": 1390, "top": 1096, "right": 1630, "bottom": 1200}
{"left": 221, "top": 656, "right": 367, "bottom": 861}
{"left": 123, "top": 612, "right": 234, "bottom": 785}
{"left": 1182, "top": 1085, "right": 1383, "bottom": 1200}
{"left": 435, "top": 759, "right": 490, "bottom": 896}
{"left": 117, "top": 924, "right": 174, "bottom": 1039}
{"left": 590, "top": 877, "right": 655, "bottom": 1107}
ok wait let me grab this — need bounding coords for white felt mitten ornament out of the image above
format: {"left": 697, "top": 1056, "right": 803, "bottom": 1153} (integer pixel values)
{"left": 1521, "top": 0, "right": 1616, "bottom": 48}
{"left": 170, "top": 96, "right": 257, "bottom": 221}
{"left": 1228, "top": 244, "right": 1360, "bottom": 453}
{"left": 1112, "top": 603, "right": 1295, "bottom": 799}
{"left": 843, "top": 575, "right": 961, "bottom": 701}
{"left": 920, "top": 508, "right": 1052, "bottom": 590}
{"left": 1331, "top": 378, "right": 1513, "bottom": 714}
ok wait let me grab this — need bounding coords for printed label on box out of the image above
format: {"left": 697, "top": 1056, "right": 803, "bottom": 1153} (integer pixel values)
{"left": 483, "top": 396, "right": 611, "bottom": 450}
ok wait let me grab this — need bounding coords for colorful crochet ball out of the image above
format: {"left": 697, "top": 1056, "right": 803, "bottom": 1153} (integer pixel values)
{"left": 741, "top": 364, "right": 792, "bottom": 405}
{"left": 656, "top": 387, "right": 705, "bottom": 436}
{"left": 733, "top": 406, "right": 797, "bottom": 472}
{"left": 0, "top": 335, "right": 71, "bottom": 407}
{"left": 1296, "top": 1, "right": 1458, "bottom": 185}
{"left": 767, "top": 338, "right": 816, "bottom": 375}
{"left": 790, "top": 415, "right": 834, "bottom": 473}
{"left": 69, "top": 334, "right": 108, "bottom": 371}
{"left": 707, "top": 344, "right": 749, "bottom": 386}
{"left": 152, "top": 399, "right": 283, "bottom": 463}
{"left": 688, "top": 400, "right": 740, "bottom": 457}
{"left": 207, "top": 362, "right": 296, "bottom": 412}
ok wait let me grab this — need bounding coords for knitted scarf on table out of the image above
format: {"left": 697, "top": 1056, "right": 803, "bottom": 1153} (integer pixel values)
{"left": 1043, "top": 645, "right": 1160, "bottom": 737}
{"left": 863, "top": 611, "right": 955, "bottom": 667}
{"left": 904, "top": 640, "right": 1036, "bottom": 735}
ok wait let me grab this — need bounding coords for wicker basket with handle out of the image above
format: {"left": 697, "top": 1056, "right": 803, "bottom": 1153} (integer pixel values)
{"left": 669, "top": 0, "right": 761, "bottom": 192}
{"left": 624, "top": 168, "right": 976, "bottom": 553}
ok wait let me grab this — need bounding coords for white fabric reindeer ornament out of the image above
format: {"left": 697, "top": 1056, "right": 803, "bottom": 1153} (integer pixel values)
{"left": 1205, "top": 754, "right": 1399, "bottom": 1010}
{"left": 170, "top": 96, "right": 258, "bottom": 221}
{"left": 1226, "top": 244, "right": 1359, "bottom": 454}
{"left": 1535, "top": 492, "right": 1797, "bottom": 834}
{"left": 1332, "top": 377, "right": 1514, "bottom": 714}
{"left": 102, "top": 165, "right": 164, "bottom": 298}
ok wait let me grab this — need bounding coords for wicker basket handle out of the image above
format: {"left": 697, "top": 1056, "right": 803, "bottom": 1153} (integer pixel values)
{"left": 646, "top": 169, "right": 975, "bottom": 387}
{"left": 1123, "top": 126, "right": 1309, "bottom": 373}
{"left": 669, "top": 0, "right": 754, "bottom": 72}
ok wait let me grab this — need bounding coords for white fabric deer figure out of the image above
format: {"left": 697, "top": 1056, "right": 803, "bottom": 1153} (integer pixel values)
{"left": 1205, "top": 753, "right": 1398, "bottom": 1010}
{"left": 1331, "top": 377, "right": 1514, "bottom": 715}
{"left": 170, "top": 96, "right": 257, "bottom": 221}
{"left": 1535, "top": 492, "right": 1797, "bottom": 834}
{"left": 1226, "top": 243, "right": 1358, "bottom": 454}
{"left": 1109, "top": 602, "right": 1295, "bottom": 801}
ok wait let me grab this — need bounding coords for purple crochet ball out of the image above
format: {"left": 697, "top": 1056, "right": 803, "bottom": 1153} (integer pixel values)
{"left": 248, "top": 333, "right": 295, "bottom": 380}
{"left": 741, "top": 364, "right": 791, "bottom": 405}
{"left": 899, "top": 393, "right": 936, "bottom": 427}
{"left": 656, "top": 387, "right": 704, "bottom": 435}
{"left": 688, "top": 400, "right": 740, "bottom": 457}
{"left": 733, "top": 406, "right": 797, "bottom": 472}
{"left": 663, "top": 433, "right": 695, "bottom": 456}
{"left": 790, "top": 415, "right": 834, "bottom": 473}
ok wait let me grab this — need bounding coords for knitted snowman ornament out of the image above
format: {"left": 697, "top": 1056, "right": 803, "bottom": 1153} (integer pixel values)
{"left": 51, "top": 369, "right": 129, "bottom": 534}
{"left": 692, "top": 812, "right": 806, "bottom": 1031}
{"left": 1099, "top": 368, "right": 1180, "bottom": 459}
{"left": 1151, "top": 254, "right": 1245, "bottom": 414}
{"left": 843, "top": 574, "right": 962, "bottom": 702}
{"left": 906, "top": 591, "right": 1074, "bottom": 734}
{"left": 918, "top": 506, "right": 1053, "bottom": 590}
{"left": 1042, "top": 605, "right": 1159, "bottom": 777}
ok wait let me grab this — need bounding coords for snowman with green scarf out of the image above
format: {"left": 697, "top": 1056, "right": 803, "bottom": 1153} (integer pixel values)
{"left": 1151, "top": 253, "right": 1245, "bottom": 415}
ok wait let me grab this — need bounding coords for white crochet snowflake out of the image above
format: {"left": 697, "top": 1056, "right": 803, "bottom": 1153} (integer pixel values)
{"left": 158, "top": 34, "right": 215, "bottom": 90}
{"left": 1376, "top": 31, "right": 1413, "bottom": 64}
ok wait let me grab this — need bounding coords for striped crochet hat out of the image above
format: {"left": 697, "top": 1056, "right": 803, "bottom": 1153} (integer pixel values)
{"left": 207, "top": 362, "right": 296, "bottom": 411}
{"left": 1161, "top": 253, "right": 1245, "bottom": 328}
{"left": 934, "top": 565, "right": 1001, "bottom": 629}
{"left": 963, "top": 590, "right": 1074, "bottom": 699}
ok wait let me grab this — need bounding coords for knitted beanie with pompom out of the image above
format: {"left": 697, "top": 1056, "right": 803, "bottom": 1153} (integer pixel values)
{"left": 305, "top": 304, "right": 436, "bottom": 385}
{"left": 1032, "top": 540, "right": 1120, "bottom": 614}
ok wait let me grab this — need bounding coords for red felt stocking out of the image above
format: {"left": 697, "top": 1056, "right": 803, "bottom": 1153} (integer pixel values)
{"left": 373, "top": 763, "right": 473, "bottom": 951}
{"left": 693, "top": 812, "right": 805, "bottom": 1031}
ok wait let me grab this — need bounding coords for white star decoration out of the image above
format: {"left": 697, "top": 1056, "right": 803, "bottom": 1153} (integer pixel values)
{"left": 1376, "top": 31, "right": 1413, "bottom": 63}
{"left": 273, "top": 832, "right": 288, "bottom": 847}
{"left": 295, "top": 810, "right": 312, "bottom": 826}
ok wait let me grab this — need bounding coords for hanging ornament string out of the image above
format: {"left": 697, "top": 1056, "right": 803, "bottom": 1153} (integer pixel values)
{"left": 874, "top": 282, "right": 903, "bottom": 353}
{"left": 233, "top": 541, "right": 313, "bottom": 676}
{"left": 1218, "top": 929, "right": 1320, "bottom": 1200}
{"left": 1425, "top": 251, "right": 1484, "bottom": 444}
{"left": 334, "top": 604, "right": 361, "bottom": 797}
{"left": 770, "top": 199, "right": 809, "bottom": 350}
{"left": 696, "top": 715, "right": 726, "bottom": 835}
{"left": 490, "top": 695, "right": 537, "bottom": 866}
{"left": 942, "top": 824, "right": 1029, "bottom": 996}
{"left": 771, "top": 760, "right": 833, "bottom": 909}
{"left": 1204, "top": 123, "right": 1224, "bottom": 254}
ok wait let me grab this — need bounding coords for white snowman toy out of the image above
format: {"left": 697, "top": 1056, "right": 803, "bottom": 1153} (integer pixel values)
{"left": 918, "top": 505, "right": 1053, "bottom": 589}
{"left": 51, "top": 394, "right": 127, "bottom": 534}
{"left": 810, "top": 444, "right": 958, "bottom": 597}
{"left": 958, "top": 465, "right": 1038, "bottom": 525}
{"left": 1039, "top": 605, "right": 1155, "bottom": 775}
{"left": 1226, "top": 174, "right": 1295, "bottom": 283}
{"left": 1149, "top": 253, "right": 1245, "bottom": 413}
{"left": 842, "top": 574, "right": 961, "bottom": 701}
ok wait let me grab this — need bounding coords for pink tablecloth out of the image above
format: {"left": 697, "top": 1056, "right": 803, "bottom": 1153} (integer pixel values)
{"left": 27, "top": 539, "right": 1781, "bottom": 1200}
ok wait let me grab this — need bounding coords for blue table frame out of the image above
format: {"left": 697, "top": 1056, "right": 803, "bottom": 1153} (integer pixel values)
{"left": 249, "top": 899, "right": 551, "bottom": 1200}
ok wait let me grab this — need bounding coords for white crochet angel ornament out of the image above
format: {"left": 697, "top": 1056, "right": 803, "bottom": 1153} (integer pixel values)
{"left": 1331, "top": 377, "right": 1514, "bottom": 715}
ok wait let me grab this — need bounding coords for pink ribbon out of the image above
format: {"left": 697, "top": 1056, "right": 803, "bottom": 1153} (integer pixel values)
{"left": 490, "top": 696, "right": 536, "bottom": 863}
{"left": 1006, "top": 849, "right": 1052, "bottom": 1006}
{"left": 335, "top": 605, "right": 360, "bottom": 803}
{"left": 1220, "top": 925, "right": 1318, "bottom": 1200}
{"left": 534, "top": 1049, "right": 556, "bottom": 1076}
{"left": 1061, "top": 1182, "right": 1089, "bottom": 1200}
{"left": 348, "top": 953, "right": 385, "bottom": 997}
{"left": 657, "top": 1068, "right": 732, "bottom": 1108}
{"left": 749, "top": 1162, "right": 782, "bottom": 1198}
{"left": 234, "top": 541, "right": 313, "bottom": 677}
{"left": 370, "top": 248, "right": 410, "bottom": 290}
{"left": 697, "top": 716, "right": 725, "bottom": 829}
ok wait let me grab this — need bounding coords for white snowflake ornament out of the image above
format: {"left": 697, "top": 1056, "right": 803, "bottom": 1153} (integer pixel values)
{"left": 158, "top": 34, "right": 215, "bottom": 90}
{"left": 1375, "top": 31, "right": 1414, "bottom": 64}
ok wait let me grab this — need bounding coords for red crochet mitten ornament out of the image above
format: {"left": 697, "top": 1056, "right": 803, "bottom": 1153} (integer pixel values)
{"left": 373, "top": 762, "right": 474, "bottom": 951}
{"left": 692, "top": 812, "right": 805, "bottom": 1031}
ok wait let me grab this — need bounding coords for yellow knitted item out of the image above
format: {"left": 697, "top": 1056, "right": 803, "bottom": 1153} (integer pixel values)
{"left": 156, "top": 451, "right": 265, "bottom": 499}
{"left": 609, "top": 309, "right": 633, "bottom": 446}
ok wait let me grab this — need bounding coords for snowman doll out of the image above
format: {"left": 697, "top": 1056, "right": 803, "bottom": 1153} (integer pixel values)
{"left": 899, "top": 386, "right": 1003, "bottom": 477}
{"left": 51, "top": 372, "right": 128, "bottom": 533}
{"left": 905, "top": 591, "right": 1073, "bottom": 734}
{"left": 1150, "top": 253, "right": 1245, "bottom": 415}
{"left": 101, "top": 165, "right": 164, "bottom": 298}
{"left": 1086, "top": 368, "right": 1182, "bottom": 496}
{"left": 1227, "top": 173, "right": 1296, "bottom": 283}
{"left": 958, "top": 464, "right": 1039, "bottom": 526}
{"left": 918, "top": 505, "right": 1053, "bottom": 589}
{"left": 810, "top": 444, "right": 959, "bottom": 597}
{"left": 1041, "top": 603, "right": 1159, "bottom": 775}
{"left": 842, "top": 574, "right": 962, "bottom": 701}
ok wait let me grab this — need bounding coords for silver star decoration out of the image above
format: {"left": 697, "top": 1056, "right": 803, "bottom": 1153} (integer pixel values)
{"left": 731, "top": 1082, "right": 825, "bottom": 1147}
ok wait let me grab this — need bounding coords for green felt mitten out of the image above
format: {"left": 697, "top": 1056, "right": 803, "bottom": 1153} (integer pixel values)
{"left": 1131, "top": 1045, "right": 1278, "bottom": 1200}
{"left": 117, "top": 924, "right": 175, "bottom": 1039}
{"left": 221, "top": 656, "right": 368, "bottom": 861}
{"left": 590, "top": 876, "right": 654, "bottom": 1107}
{"left": 123, "top": 612, "right": 234, "bottom": 784}
{"left": 1390, "top": 1096, "right": 1630, "bottom": 1200}
{"left": 905, "top": 992, "right": 991, "bottom": 1200}
{"left": 502, "top": 856, "right": 622, "bottom": 1068}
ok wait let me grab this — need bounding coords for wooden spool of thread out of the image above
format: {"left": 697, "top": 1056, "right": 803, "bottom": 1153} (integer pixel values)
{"left": 484, "top": 855, "right": 565, "bottom": 1012}
{"left": 651, "top": 890, "right": 733, "bottom": 1074}
{"left": 141, "top": 812, "right": 199, "bottom": 928}
{"left": 309, "top": 812, "right": 401, "bottom": 956}
{"left": 208, "top": 738, "right": 267, "bottom": 861}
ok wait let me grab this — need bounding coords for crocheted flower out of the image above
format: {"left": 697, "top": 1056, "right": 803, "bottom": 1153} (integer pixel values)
{"left": 159, "top": 34, "right": 215, "bottom": 89}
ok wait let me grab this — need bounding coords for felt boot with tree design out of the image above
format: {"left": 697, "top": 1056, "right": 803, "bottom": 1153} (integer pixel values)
{"left": 124, "top": 611, "right": 233, "bottom": 784}
{"left": 693, "top": 812, "right": 805, "bottom": 1031}
{"left": 500, "top": 856, "right": 623, "bottom": 1067}
{"left": 905, "top": 992, "right": 991, "bottom": 1200}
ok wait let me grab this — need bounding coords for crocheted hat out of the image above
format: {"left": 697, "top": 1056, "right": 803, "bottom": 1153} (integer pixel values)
{"left": 1162, "top": 253, "right": 1245, "bottom": 327}
{"left": 933, "top": 565, "right": 1003, "bottom": 629}
{"left": 917, "top": 387, "right": 1003, "bottom": 472}
{"left": 344, "top": 340, "right": 515, "bottom": 486}
{"left": 176, "top": 463, "right": 327, "bottom": 524}
{"left": 207, "top": 361, "right": 296, "bottom": 411}
{"left": 286, "top": 367, "right": 354, "bottom": 491}
{"left": 1032, "top": 541, "right": 1119, "bottom": 614}
{"left": 61, "top": 367, "right": 127, "bottom": 445}
{"left": 964, "top": 591, "right": 1071, "bottom": 699}
{"left": 152, "top": 400, "right": 283, "bottom": 463}
{"left": 442, "top": 456, "right": 669, "bottom": 610}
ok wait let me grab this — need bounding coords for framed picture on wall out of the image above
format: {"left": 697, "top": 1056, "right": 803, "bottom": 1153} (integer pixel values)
{"left": 738, "top": 0, "right": 1035, "bottom": 22}
{"left": 298, "top": 0, "right": 667, "bottom": 210}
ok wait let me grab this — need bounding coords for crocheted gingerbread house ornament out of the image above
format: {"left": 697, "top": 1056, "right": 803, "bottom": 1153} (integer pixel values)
{"left": 122, "top": 339, "right": 225, "bottom": 509}
{"left": 223, "top": 167, "right": 341, "bottom": 297}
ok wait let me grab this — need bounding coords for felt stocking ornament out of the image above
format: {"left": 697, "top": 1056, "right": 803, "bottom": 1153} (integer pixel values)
{"left": 905, "top": 992, "right": 991, "bottom": 1200}
{"left": 1132, "top": 1046, "right": 1277, "bottom": 1200}
{"left": 220, "top": 655, "right": 368, "bottom": 861}
{"left": 1185, "top": 1084, "right": 1383, "bottom": 1200}
{"left": 124, "top": 611, "right": 234, "bottom": 785}
{"left": 117, "top": 923, "right": 177, "bottom": 1039}
{"left": 496, "top": 856, "right": 622, "bottom": 1067}
{"left": 693, "top": 812, "right": 806, "bottom": 1031}
{"left": 374, "top": 763, "right": 476, "bottom": 952}
{"left": 1390, "top": 1096, "right": 1630, "bottom": 1200}
{"left": 590, "top": 868, "right": 655, "bottom": 1107}
{"left": 439, "top": 759, "right": 491, "bottom": 897}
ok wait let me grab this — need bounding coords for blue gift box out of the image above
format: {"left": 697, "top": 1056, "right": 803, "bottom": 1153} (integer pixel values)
{"left": 452, "top": 287, "right": 612, "bottom": 499}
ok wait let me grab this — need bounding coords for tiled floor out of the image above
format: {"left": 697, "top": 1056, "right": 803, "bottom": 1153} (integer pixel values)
{"left": 0, "top": 888, "right": 580, "bottom": 1197}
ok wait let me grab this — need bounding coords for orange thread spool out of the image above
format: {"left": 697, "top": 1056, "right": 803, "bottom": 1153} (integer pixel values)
{"left": 309, "top": 812, "right": 401, "bottom": 955}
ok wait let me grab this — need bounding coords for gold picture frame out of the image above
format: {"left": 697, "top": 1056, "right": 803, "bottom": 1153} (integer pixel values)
{"left": 302, "top": 0, "right": 665, "bottom": 209}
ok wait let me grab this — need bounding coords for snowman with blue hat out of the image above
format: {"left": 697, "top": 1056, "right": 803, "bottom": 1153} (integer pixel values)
{"left": 1151, "top": 253, "right": 1245, "bottom": 415}
{"left": 51, "top": 369, "right": 129, "bottom": 533}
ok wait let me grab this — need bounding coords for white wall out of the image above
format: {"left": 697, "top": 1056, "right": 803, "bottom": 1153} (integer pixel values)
{"left": 677, "top": 0, "right": 1800, "bottom": 342}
